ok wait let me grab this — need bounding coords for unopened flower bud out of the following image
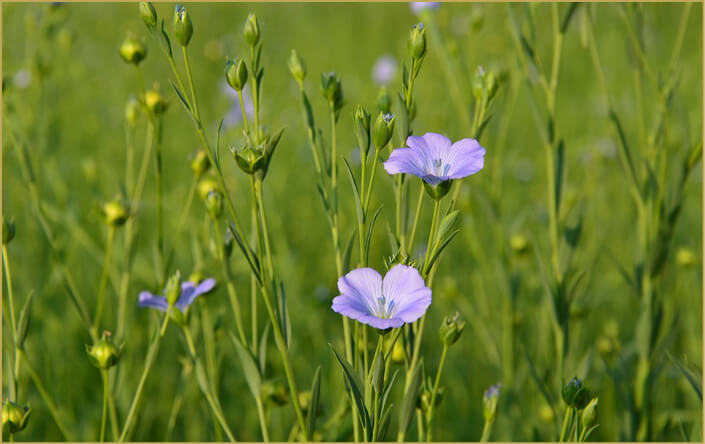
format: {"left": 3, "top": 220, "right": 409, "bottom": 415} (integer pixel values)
{"left": 353, "top": 105, "right": 371, "bottom": 157}
{"left": 139, "top": 2, "right": 158, "bottom": 31}
{"left": 205, "top": 191, "right": 223, "bottom": 218}
{"left": 376, "top": 86, "right": 392, "bottom": 114}
{"left": 298, "top": 390, "right": 312, "bottom": 412}
{"left": 483, "top": 384, "right": 501, "bottom": 423}
{"left": 439, "top": 312, "right": 466, "bottom": 346}
{"left": 2, "top": 400, "right": 30, "bottom": 435}
{"left": 676, "top": 248, "right": 697, "bottom": 268}
{"left": 2, "top": 216, "right": 16, "bottom": 245}
{"left": 581, "top": 398, "right": 598, "bottom": 429}
{"left": 562, "top": 377, "right": 590, "bottom": 408}
{"left": 224, "top": 226, "right": 234, "bottom": 258}
{"left": 372, "top": 354, "right": 385, "bottom": 394}
{"left": 243, "top": 13, "right": 260, "bottom": 47}
{"left": 409, "top": 23, "right": 427, "bottom": 60}
{"left": 102, "top": 199, "right": 129, "bottom": 227}
{"left": 86, "top": 331, "right": 121, "bottom": 370}
{"left": 119, "top": 33, "right": 147, "bottom": 65}
{"left": 320, "top": 71, "right": 343, "bottom": 110}
{"left": 288, "top": 50, "right": 306, "bottom": 83}
{"left": 225, "top": 57, "right": 248, "bottom": 91}
{"left": 262, "top": 380, "right": 289, "bottom": 407}
{"left": 173, "top": 5, "right": 193, "bottom": 47}
{"left": 190, "top": 149, "right": 210, "bottom": 176}
{"left": 472, "top": 66, "right": 485, "bottom": 101}
{"left": 510, "top": 234, "right": 529, "bottom": 254}
{"left": 125, "top": 96, "right": 140, "bottom": 126}
{"left": 486, "top": 71, "right": 498, "bottom": 100}
{"left": 373, "top": 112, "right": 395, "bottom": 150}
{"left": 165, "top": 270, "right": 182, "bottom": 306}
{"left": 145, "top": 87, "right": 168, "bottom": 116}
{"left": 198, "top": 176, "right": 219, "bottom": 201}
{"left": 188, "top": 270, "right": 204, "bottom": 285}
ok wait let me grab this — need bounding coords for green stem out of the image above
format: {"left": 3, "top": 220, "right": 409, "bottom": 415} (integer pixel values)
{"left": 100, "top": 369, "right": 109, "bottom": 442}
{"left": 480, "top": 418, "right": 494, "bottom": 442}
{"left": 422, "top": 199, "right": 442, "bottom": 276}
{"left": 364, "top": 149, "right": 382, "bottom": 214}
{"left": 558, "top": 406, "right": 572, "bottom": 442}
{"left": 177, "top": 178, "right": 197, "bottom": 233}
{"left": 425, "top": 344, "right": 448, "bottom": 441}
{"left": 93, "top": 226, "right": 116, "bottom": 335}
{"left": 255, "top": 396, "right": 270, "bottom": 442}
{"left": 2, "top": 245, "right": 19, "bottom": 394}
{"left": 406, "top": 185, "right": 425, "bottom": 253}
{"left": 182, "top": 47, "right": 201, "bottom": 122}
{"left": 237, "top": 89, "right": 250, "bottom": 135}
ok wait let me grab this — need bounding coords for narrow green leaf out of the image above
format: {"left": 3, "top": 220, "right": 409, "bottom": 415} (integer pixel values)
{"left": 398, "top": 359, "right": 423, "bottom": 436}
{"left": 436, "top": 210, "right": 460, "bottom": 244}
{"left": 365, "top": 205, "right": 383, "bottom": 266}
{"left": 342, "top": 229, "right": 357, "bottom": 273}
{"left": 278, "top": 281, "right": 292, "bottom": 350}
{"left": 667, "top": 352, "right": 702, "bottom": 400}
{"left": 426, "top": 230, "right": 460, "bottom": 273}
{"left": 259, "top": 322, "right": 270, "bottom": 375}
{"left": 555, "top": 139, "right": 565, "bottom": 215}
{"left": 215, "top": 118, "right": 224, "bottom": 170}
{"left": 229, "top": 223, "right": 262, "bottom": 284}
{"left": 306, "top": 366, "right": 322, "bottom": 438}
{"left": 16, "top": 290, "right": 34, "bottom": 349}
{"left": 342, "top": 158, "right": 364, "bottom": 225}
{"left": 168, "top": 78, "right": 191, "bottom": 113}
{"left": 330, "top": 344, "right": 371, "bottom": 432}
{"left": 231, "top": 332, "right": 262, "bottom": 399}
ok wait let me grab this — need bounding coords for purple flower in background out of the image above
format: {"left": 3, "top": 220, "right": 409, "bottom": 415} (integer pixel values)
{"left": 372, "top": 55, "right": 398, "bottom": 86}
{"left": 484, "top": 383, "right": 502, "bottom": 400}
{"left": 332, "top": 264, "right": 431, "bottom": 330}
{"left": 138, "top": 278, "right": 216, "bottom": 313}
{"left": 410, "top": 2, "right": 441, "bottom": 15}
{"left": 384, "top": 132, "right": 485, "bottom": 185}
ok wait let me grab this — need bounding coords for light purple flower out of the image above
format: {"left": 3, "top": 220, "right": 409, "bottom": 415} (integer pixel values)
{"left": 372, "top": 55, "right": 397, "bottom": 86}
{"left": 410, "top": 2, "right": 441, "bottom": 15}
{"left": 138, "top": 278, "right": 216, "bottom": 313}
{"left": 384, "top": 132, "right": 485, "bottom": 185}
{"left": 332, "top": 264, "right": 431, "bottom": 330}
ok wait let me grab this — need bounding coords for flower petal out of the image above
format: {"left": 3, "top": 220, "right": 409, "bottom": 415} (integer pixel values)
{"left": 447, "top": 138, "right": 485, "bottom": 179}
{"left": 383, "top": 264, "right": 431, "bottom": 323}
{"left": 138, "top": 291, "right": 169, "bottom": 312}
{"left": 176, "top": 278, "right": 216, "bottom": 312}
{"left": 383, "top": 148, "right": 425, "bottom": 178}
{"left": 332, "top": 295, "right": 405, "bottom": 329}
{"left": 337, "top": 267, "right": 383, "bottom": 315}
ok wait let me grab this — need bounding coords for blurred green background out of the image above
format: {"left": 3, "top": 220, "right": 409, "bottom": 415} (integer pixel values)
{"left": 2, "top": 2, "right": 703, "bottom": 442}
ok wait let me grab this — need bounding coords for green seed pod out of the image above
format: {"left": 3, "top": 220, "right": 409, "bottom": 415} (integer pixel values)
{"left": 243, "top": 13, "right": 260, "bottom": 47}
{"left": 173, "top": 5, "right": 193, "bottom": 47}
{"left": 439, "top": 312, "right": 466, "bottom": 346}
{"left": 119, "top": 33, "right": 147, "bottom": 65}
{"left": 139, "top": 2, "right": 158, "bottom": 31}
{"left": 233, "top": 145, "right": 266, "bottom": 176}
{"left": 225, "top": 57, "right": 248, "bottom": 91}
{"left": 205, "top": 190, "right": 223, "bottom": 218}
{"left": 424, "top": 180, "right": 452, "bottom": 201}
{"left": 125, "top": 96, "right": 140, "bottom": 126}
{"left": 2, "top": 401, "right": 31, "bottom": 435}
{"left": 409, "top": 23, "right": 427, "bottom": 60}
{"left": 676, "top": 247, "right": 697, "bottom": 268}
{"left": 165, "top": 270, "right": 182, "bottom": 306}
{"left": 2, "top": 216, "right": 16, "bottom": 245}
{"left": 320, "top": 71, "right": 343, "bottom": 110}
{"left": 581, "top": 398, "right": 598, "bottom": 429}
{"left": 376, "top": 86, "right": 392, "bottom": 114}
{"left": 353, "top": 105, "right": 371, "bottom": 157}
{"left": 102, "top": 200, "right": 129, "bottom": 227}
{"left": 86, "top": 332, "right": 121, "bottom": 370}
{"left": 373, "top": 112, "right": 395, "bottom": 150}
{"left": 562, "top": 377, "right": 589, "bottom": 408}
{"left": 288, "top": 49, "right": 306, "bottom": 84}
{"left": 145, "top": 88, "right": 168, "bottom": 116}
{"left": 198, "top": 176, "right": 219, "bottom": 201}
{"left": 372, "top": 354, "right": 385, "bottom": 394}
{"left": 190, "top": 149, "right": 210, "bottom": 176}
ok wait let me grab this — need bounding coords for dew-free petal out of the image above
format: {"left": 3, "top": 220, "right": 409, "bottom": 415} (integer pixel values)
{"left": 447, "top": 138, "right": 485, "bottom": 179}
{"left": 138, "top": 291, "right": 169, "bottom": 312}
{"left": 383, "top": 148, "right": 426, "bottom": 178}
{"left": 337, "top": 267, "right": 383, "bottom": 313}
{"left": 383, "top": 264, "right": 431, "bottom": 323}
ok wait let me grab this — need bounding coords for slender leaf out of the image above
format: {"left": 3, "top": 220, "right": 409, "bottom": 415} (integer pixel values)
{"left": 16, "top": 290, "right": 34, "bottom": 349}
{"left": 231, "top": 332, "right": 262, "bottom": 399}
{"left": 398, "top": 359, "right": 423, "bottom": 436}
{"left": 365, "top": 205, "right": 383, "bottom": 266}
{"left": 307, "top": 366, "right": 322, "bottom": 438}
{"left": 330, "top": 344, "right": 371, "bottom": 432}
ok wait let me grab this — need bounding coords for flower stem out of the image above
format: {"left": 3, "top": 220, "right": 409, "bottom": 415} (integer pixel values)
{"left": 364, "top": 149, "right": 382, "bottom": 214}
{"left": 100, "top": 369, "right": 109, "bottom": 442}
{"left": 237, "top": 89, "right": 250, "bottom": 135}
{"left": 558, "top": 406, "right": 573, "bottom": 442}
{"left": 255, "top": 396, "right": 270, "bottom": 442}
{"left": 93, "top": 225, "right": 116, "bottom": 336}
{"left": 2, "top": 245, "right": 19, "bottom": 395}
{"left": 177, "top": 178, "right": 197, "bottom": 234}
{"left": 425, "top": 344, "right": 448, "bottom": 441}
{"left": 480, "top": 418, "right": 494, "bottom": 442}
{"left": 406, "top": 184, "right": 425, "bottom": 254}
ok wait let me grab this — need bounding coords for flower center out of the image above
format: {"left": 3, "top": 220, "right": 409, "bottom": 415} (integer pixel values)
{"left": 432, "top": 158, "right": 450, "bottom": 176}
{"left": 375, "top": 296, "right": 396, "bottom": 319}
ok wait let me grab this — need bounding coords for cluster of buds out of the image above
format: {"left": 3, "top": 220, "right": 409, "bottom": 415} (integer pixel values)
{"left": 288, "top": 50, "right": 306, "bottom": 84}
{"left": 190, "top": 149, "right": 210, "bottom": 177}
{"left": 2, "top": 400, "right": 31, "bottom": 436}
{"left": 86, "top": 331, "right": 122, "bottom": 370}
{"left": 102, "top": 198, "right": 130, "bottom": 227}
{"left": 373, "top": 112, "right": 395, "bottom": 150}
{"left": 119, "top": 33, "right": 147, "bottom": 65}
{"left": 231, "top": 128, "right": 285, "bottom": 180}
{"left": 2, "top": 216, "right": 15, "bottom": 245}
{"left": 472, "top": 66, "right": 499, "bottom": 102}
{"left": 562, "top": 377, "right": 591, "bottom": 409}
{"left": 439, "top": 312, "right": 466, "bottom": 346}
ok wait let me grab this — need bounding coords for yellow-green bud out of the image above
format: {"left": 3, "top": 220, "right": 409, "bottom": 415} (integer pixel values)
{"left": 198, "top": 176, "right": 219, "bottom": 201}
{"left": 102, "top": 200, "right": 129, "bottom": 227}
{"left": 510, "top": 234, "right": 529, "bottom": 254}
{"left": 373, "top": 111, "right": 395, "bottom": 150}
{"left": 188, "top": 270, "right": 204, "bottom": 285}
{"left": 119, "top": 33, "right": 147, "bottom": 65}
{"left": 205, "top": 190, "right": 223, "bottom": 218}
{"left": 165, "top": 270, "right": 182, "bottom": 306}
{"left": 145, "top": 88, "right": 168, "bottom": 116}
{"left": 243, "top": 13, "right": 260, "bottom": 46}
{"left": 225, "top": 57, "right": 248, "bottom": 91}
{"left": 409, "top": 23, "right": 427, "bottom": 60}
{"left": 472, "top": 66, "right": 485, "bottom": 101}
{"left": 2, "top": 216, "right": 16, "bottom": 245}
{"left": 353, "top": 105, "right": 371, "bottom": 157}
{"left": 581, "top": 398, "right": 598, "bottom": 430}
{"left": 320, "top": 71, "right": 343, "bottom": 109}
{"left": 139, "top": 2, "right": 158, "bottom": 30}
{"left": 676, "top": 247, "right": 697, "bottom": 268}
{"left": 288, "top": 49, "right": 306, "bottom": 83}
{"left": 173, "top": 5, "right": 193, "bottom": 47}
{"left": 298, "top": 390, "right": 312, "bottom": 412}
{"left": 125, "top": 96, "right": 140, "bottom": 126}
{"left": 2, "top": 401, "right": 30, "bottom": 435}
{"left": 190, "top": 149, "right": 210, "bottom": 176}
{"left": 86, "top": 332, "right": 121, "bottom": 370}
{"left": 376, "top": 86, "right": 392, "bottom": 114}
{"left": 439, "top": 312, "right": 466, "bottom": 346}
